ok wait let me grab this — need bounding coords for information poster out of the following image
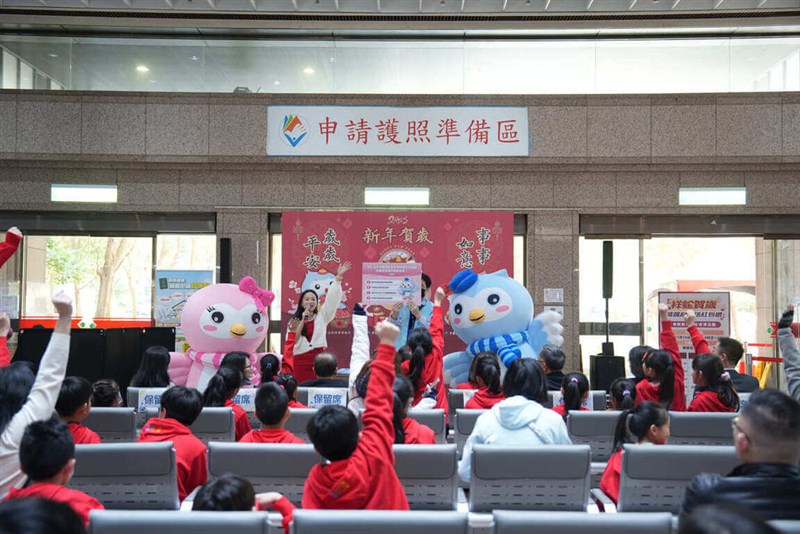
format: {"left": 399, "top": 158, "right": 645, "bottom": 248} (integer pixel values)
{"left": 362, "top": 262, "right": 423, "bottom": 307}
{"left": 155, "top": 270, "right": 214, "bottom": 352}
{"left": 281, "top": 212, "right": 514, "bottom": 367}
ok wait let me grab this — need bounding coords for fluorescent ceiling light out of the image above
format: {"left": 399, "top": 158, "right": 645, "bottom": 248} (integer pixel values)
{"left": 679, "top": 187, "right": 746, "bottom": 206}
{"left": 365, "top": 187, "right": 430, "bottom": 206}
{"left": 136, "top": 65, "right": 149, "bottom": 73}
{"left": 51, "top": 184, "right": 118, "bottom": 203}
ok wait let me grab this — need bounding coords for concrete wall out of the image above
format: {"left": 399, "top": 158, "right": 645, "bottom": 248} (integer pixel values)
{"left": 2, "top": 90, "right": 800, "bottom": 370}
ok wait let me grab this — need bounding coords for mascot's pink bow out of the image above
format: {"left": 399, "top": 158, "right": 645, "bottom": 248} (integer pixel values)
{"left": 239, "top": 276, "right": 275, "bottom": 313}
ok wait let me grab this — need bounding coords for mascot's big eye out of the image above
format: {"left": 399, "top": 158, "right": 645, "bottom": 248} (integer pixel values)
{"left": 314, "top": 284, "right": 322, "bottom": 291}
{"left": 454, "top": 303, "right": 463, "bottom": 315}
{"left": 251, "top": 312, "right": 262, "bottom": 324}
{"left": 487, "top": 294, "right": 500, "bottom": 305}
{"left": 211, "top": 311, "right": 225, "bottom": 324}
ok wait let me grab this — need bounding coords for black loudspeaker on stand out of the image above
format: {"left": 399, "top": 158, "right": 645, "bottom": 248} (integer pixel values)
{"left": 219, "top": 238, "right": 232, "bottom": 284}
{"left": 591, "top": 240, "right": 625, "bottom": 390}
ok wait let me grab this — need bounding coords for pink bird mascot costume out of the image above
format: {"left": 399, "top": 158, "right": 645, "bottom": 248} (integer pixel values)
{"left": 168, "top": 276, "right": 275, "bottom": 390}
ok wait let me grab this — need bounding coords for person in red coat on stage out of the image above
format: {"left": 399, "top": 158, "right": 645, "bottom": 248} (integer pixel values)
{"left": 240, "top": 382, "right": 304, "bottom": 444}
{"left": 56, "top": 377, "right": 101, "bottom": 445}
{"left": 636, "top": 303, "right": 687, "bottom": 411}
{"left": 401, "top": 287, "right": 448, "bottom": 413}
{"left": 3, "top": 418, "right": 104, "bottom": 527}
{"left": 688, "top": 354, "right": 740, "bottom": 412}
{"left": 138, "top": 386, "right": 207, "bottom": 501}
{"left": 599, "top": 401, "right": 671, "bottom": 504}
{"left": 202, "top": 366, "right": 251, "bottom": 441}
{"left": 392, "top": 376, "right": 436, "bottom": 445}
{"left": 257, "top": 320, "right": 410, "bottom": 531}
{"left": 464, "top": 352, "right": 505, "bottom": 410}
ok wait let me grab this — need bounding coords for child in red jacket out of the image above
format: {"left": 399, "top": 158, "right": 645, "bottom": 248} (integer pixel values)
{"left": 599, "top": 401, "right": 670, "bottom": 504}
{"left": 260, "top": 320, "right": 410, "bottom": 530}
{"left": 635, "top": 303, "right": 687, "bottom": 411}
{"left": 401, "top": 288, "right": 447, "bottom": 413}
{"left": 464, "top": 352, "right": 505, "bottom": 410}
{"left": 138, "top": 386, "right": 207, "bottom": 501}
{"left": 551, "top": 372, "right": 591, "bottom": 419}
{"left": 3, "top": 418, "right": 104, "bottom": 527}
{"left": 240, "top": 382, "right": 304, "bottom": 444}
{"left": 202, "top": 367, "right": 251, "bottom": 441}
{"left": 688, "top": 354, "right": 740, "bottom": 412}
{"left": 56, "top": 376, "right": 101, "bottom": 445}
{"left": 393, "top": 375, "right": 436, "bottom": 445}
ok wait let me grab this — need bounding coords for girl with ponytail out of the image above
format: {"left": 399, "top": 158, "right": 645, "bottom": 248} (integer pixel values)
{"left": 551, "top": 372, "right": 590, "bottom": 419}
{"left": 401, "top": 287, "right": 447, "bottom": 412}
{"left": 465, "top": 352, "right": 505, "bottom": 410}
{"left": 635, "top": 303, "right": 687, "bottom": 411}
{"left": 202, "top": 366, "right": 251, "bottom": 441}
{"left": 609, "top": 377, "right": 637, "bottom": 410}
{"left": 688, "top": 354, "right": 740, "bottom": 412}
{"left": 392, "top": 376, "right": 435, "bottom": 444}
{"left": 599, "top": 401, "right": 670, "bottom": 503}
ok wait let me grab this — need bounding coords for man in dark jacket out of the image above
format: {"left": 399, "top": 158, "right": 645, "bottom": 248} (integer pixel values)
{"left": 537, "top": 345, "right": 566, "bottom": 391}
{"left": 299, "top": 352, "right": 348, "bottom": 388}
{"left": 716, "top": 337, "right": 759, "bottom": 393}
{"left": 681, "top": 388, "right": 800, "bottom": 521}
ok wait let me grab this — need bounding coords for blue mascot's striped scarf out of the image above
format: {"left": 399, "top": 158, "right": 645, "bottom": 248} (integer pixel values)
{"left": 467, "top": 331, "right": 529, "bottom": 367}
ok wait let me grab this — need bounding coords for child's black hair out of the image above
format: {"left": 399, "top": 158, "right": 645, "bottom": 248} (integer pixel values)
{"left": 19, "top": 418, "right": 75, "bottom": 481}
{"left": 192, "top": 474, "right": 255, "bottom": 511}
{"left": 275, "top": 373, "right": 299, "bottom": 400}
{"left": 692, "top": 353, "right": 739, "bottom": 411}
{"left": 609, "top": 377, "right": 637, "bottom": 410}
{"left": 642, "top": 350, "right": 675, "bottom": 409}
{"left": 55, "top": 377, "right": 93, "bottom": 417}
{"left": 307, "top": 405, "right": 359, "bottom": 461}
{"left": 472, "top": 352, "right": 502, "bottom": 394}
{"left": 91, "top": 379, "right": 121, "bottom": 408}
{"left": 160, "top": 386, "right": 203, "bottom": 426}
{"left": 0, "top": 498, "right": 85, "bottom": 534}
{"left": 611, "top": 401, "right": 669, "bottom": 452}
{"left": 255, "top": 382, "right": 289, "bottom": 426}
{"left": 0, "top": 362, "right": 35, "bottom": 433}
{"left": 220, "top": 351, "right": 251, "bottom": 377}
{"left": 129, "top": 346, "right": 171, "bottom": 388}
{"left": 392, "top": 376, "right": 414, "bottom": 444}
{"left": 628, "top": 345, "right": 653, "bottom": 383}
{"left": 503, "top": 358, "right": 547, "bottom": 403}
{"left": 259, "top": 353, "right": 280, "bottom": 384}
{"left": 202, "top": 366, "right": 243, "bottom": 408}
{"left": 405, "top": 328, "right": 433, "bottom": 392}
{"left": 561, "top": 372, "right": 589, "bottom": 421}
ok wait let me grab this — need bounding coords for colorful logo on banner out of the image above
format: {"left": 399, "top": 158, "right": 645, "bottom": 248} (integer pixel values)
{"left": 282, "top": 114, "right": 308, "bottom": 148}
{"left": 281, "top": 212, "right": 515, "bottom": 367}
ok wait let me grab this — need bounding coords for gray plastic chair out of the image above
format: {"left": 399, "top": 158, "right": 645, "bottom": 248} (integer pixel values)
{"left": 295, "top": 387, "right": 310, "bottom": 405}
{"left": 88, "top": 510, "right": 270, "bottom": 534}
{"left": 393, "top": 444, "right": 458, "bottom": 510}
{"left": 454, "top": 409, "right": 486, "bottom": 458}
{"left": 128, "top": 387, "right": 169, "bottom": 428}
{"left": 447, "top": 389, "right": 475, "bottom": 423}
{"left": 83, "top": 408, "right": 137, "bottom": 442}
{"left": 566, "top": 411, "right": 619, "bottom": 463}
{"left": 281, "top": 408, "right": 316, "bottom": 443}
{"left": 207, "top": 442, "right": 321, "bottom": 506}
{"left": 407, "top": 409, "right": 447, "bottom": 444}
{"left": 189, "top": 407, "right": 235, "bottom": 444}
{"left": 617, "top": 444, "right": 739, "bottom": 513}
{"left": 292, "top": 510, "right": 468, "bottom": 534}
{"left": 591, "top": 390, "right": 608, "bottom": 410}
{"left": 71, "top": 442, "right": 179, "bottom": 510}
{"left": 668, "top": 411, "right": 737, "bottom": 446}
{"left": 493, "top": 510, "right": 673, "bottom": 534}
{"left": 469, "top": 444, "right": 591, "bottom": 512}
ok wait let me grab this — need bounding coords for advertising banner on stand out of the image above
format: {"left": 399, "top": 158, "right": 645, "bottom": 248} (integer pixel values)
{"left": 155, "top": 270, "right": 214, "bottom": 352}
{"left": 281, "top": 211, "right": 515, "bottom": 367}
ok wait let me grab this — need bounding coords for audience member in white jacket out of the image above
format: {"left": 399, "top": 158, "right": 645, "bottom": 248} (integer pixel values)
{"left": 0, "top": 292, "right": 73, "bottom": 498}
{"left": 458, "top": 358, "right": 572, "bottom": 483}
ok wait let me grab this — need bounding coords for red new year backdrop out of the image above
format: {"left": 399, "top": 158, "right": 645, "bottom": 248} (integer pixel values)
{"left": 281, "top": 211, "right": 515, "bottom": 367}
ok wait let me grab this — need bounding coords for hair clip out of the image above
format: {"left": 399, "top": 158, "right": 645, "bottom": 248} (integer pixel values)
{"left": 622, "top": 390, "right": 631, "bottom": 397}
{"left": 720, "top": 371, "right": 731, "bottom": 382}
{"left": 569, "top": 377, "right": 579, "bottom": 383}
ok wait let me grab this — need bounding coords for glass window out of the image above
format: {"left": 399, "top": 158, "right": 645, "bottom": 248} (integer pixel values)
{"left": 2, "top": 50, "right": 17, "bottom": 89}
{"left": 155, "top": 234, "right": 216, "bottom": 272}
{"left": 23, "top": 236, "right": 153, "bottom": 324}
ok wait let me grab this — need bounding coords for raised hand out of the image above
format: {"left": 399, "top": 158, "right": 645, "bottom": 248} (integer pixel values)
{"left": 0, "top": 313, "right": 9, "bottom": 338}
{"left": 658, "top": 303, "right": 669, "bottom": 322}
{"left": 52, "top": 290, "right": 73, "bottom": 318}
{"left": 288, "top": 317, "right": 303, "bottom": 334}
{"left": 336, "top": 261, "right": 352, "bottom": 280}
{"left": 254, "top": 491, "right": 284, "bottom": 511}
{"left": 778, "top": 304, "right": 794, "bottom": 330}
{"left": 684, "top": 309, "right": 696, "bottom": 328}
{"left": 374, "top": 319, "right": 400, "bottom": 345}
{"left": 434, "top": 286, "right": 446, "bottom": 307}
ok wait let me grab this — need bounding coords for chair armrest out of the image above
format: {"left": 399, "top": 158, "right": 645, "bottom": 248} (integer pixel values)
{"left": 590, "top": 488, "right": 617, "bottom": 513}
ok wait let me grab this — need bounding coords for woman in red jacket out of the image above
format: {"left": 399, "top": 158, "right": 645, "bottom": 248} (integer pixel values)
{"left": 688, "top": 354, "right": 739, "bottom": 412}
{"left": 635, "top": 303, "right": 687, "bottom": 411}
{"left": 464, "top": 352, "right": 505, "bottom": 410}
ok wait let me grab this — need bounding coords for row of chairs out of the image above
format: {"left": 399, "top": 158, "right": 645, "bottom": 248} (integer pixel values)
{"left": 83, "top": 407, "right": 448, "bottom": 445}
{"left": 86, "top": 509, "right": 800, "bottom": 534}
{"left": 70, "top": 441, "right": 738, "bottom": 514}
